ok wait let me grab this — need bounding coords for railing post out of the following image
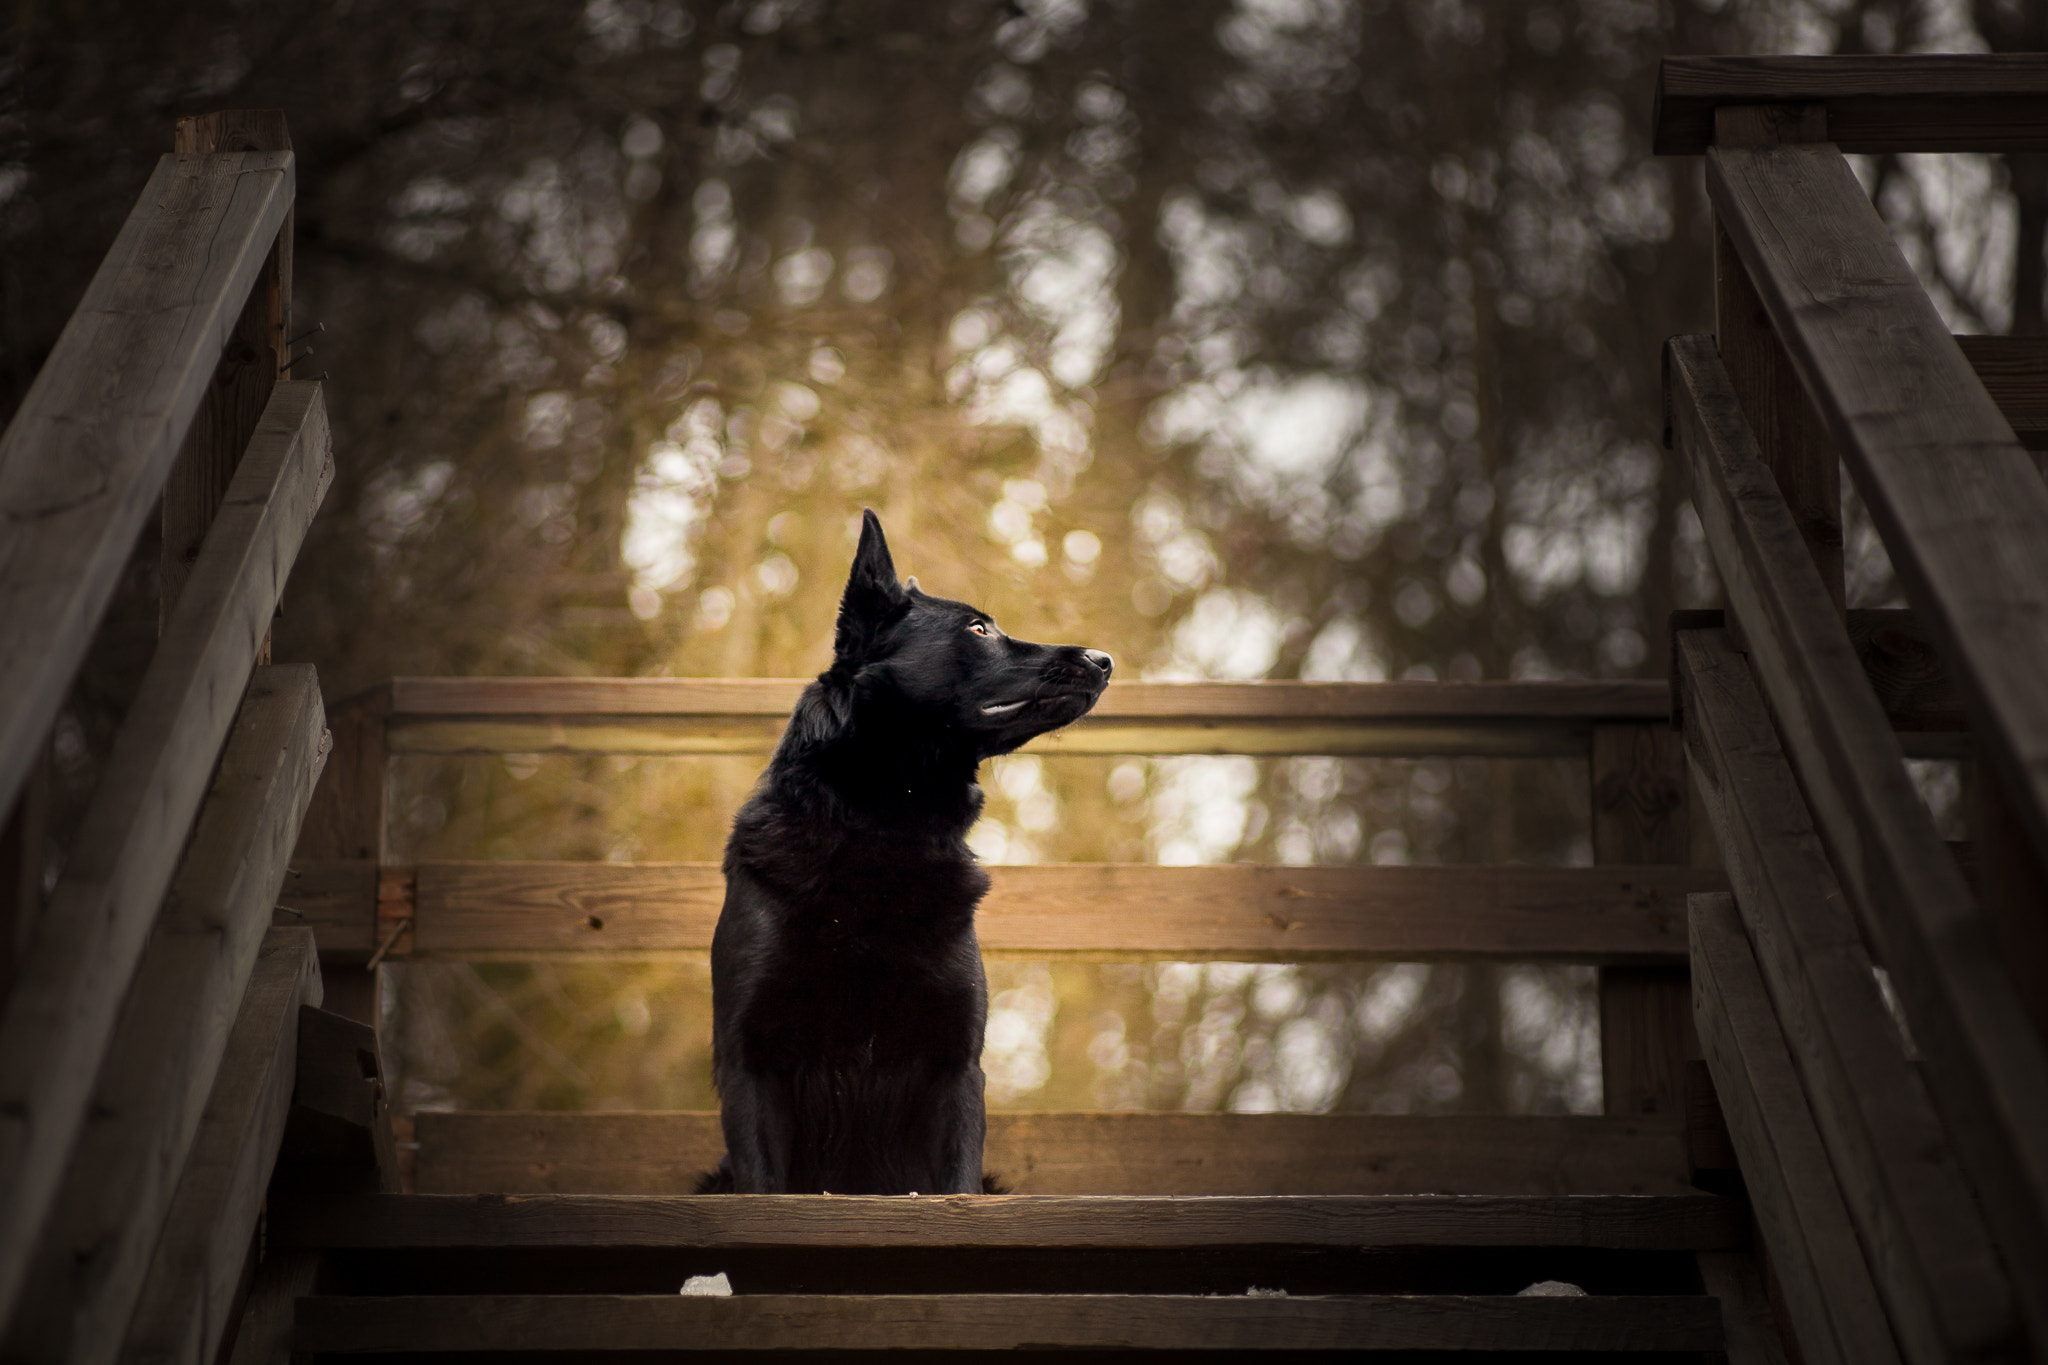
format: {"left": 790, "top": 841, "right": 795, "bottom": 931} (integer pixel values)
{"left": 162, "top": 111, "right": 294, "bottom": 639}
{"left": 1711, "top": 104, "right": 1844, "bottom": 615}
{"left": 293, "top": 686, "right": 391, "bottom": 1025}
{"left": 1594, "top": 723, "right": 1696, "bottom": 1119}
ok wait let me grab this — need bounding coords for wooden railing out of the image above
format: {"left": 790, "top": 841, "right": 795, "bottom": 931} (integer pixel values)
{"left": 1656, "top": 53, "right": 2048, "bottom": 1365}
{"left": 0, "top": 113, "right": 345, "bottom": 1365}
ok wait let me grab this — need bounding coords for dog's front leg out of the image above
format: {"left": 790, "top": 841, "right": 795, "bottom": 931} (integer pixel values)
{"left": 938, "top": 1062, "right": 989, "bottom": 1195}
{"left": 720, "top": 1070, "right": 795, "bottom": 1193}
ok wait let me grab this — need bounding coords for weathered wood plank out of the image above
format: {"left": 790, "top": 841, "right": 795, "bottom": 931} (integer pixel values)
{"left": 292, "top": 1292, "right": 1724, "bottom": 1354}
{"left": 278, "top": 1006, "right": 399, "bottom": 1196}
{"left": 1592, "top": 723, "right": 1696, "bottom": 1123}
{"left": 1670, "top": 333, "right": 2048, "bottom": 1348}
{"left": 161, "top": 113, "right": 292, "bottom": 632}
{"left": 272, "top": 1192, "right": 1747, "bottom": 1252}
{"left": 1707, "top": 143, "right": 2048, "bottom": 961}
{"left": 1655, "top": 54, "right": 2048, "bottom": 155}
{"left": 383, "top": 678, "right": 1671, "bottom": 757}
{"left": 4, "top": 668, "right": 327, "bottom": 1365}
{"left": 414, "top": 1111, "right": 1691, "bottom": 1197}
{"left": 0, "top": 380, "right": 330, "bottom": 1334}
{"left": 290, "top": 684, "right": 390, "bottom": 1025}
{"left": 1715, "top": 217, "right": 1841, "bottom": 608}
{"left": 117, "top": 928, "right": 321, "bottom": 1365}
{"left": 1956, "top": 335, "right": 2048, "bottom": 452}
{"left": 292, "top": 861, "right": 1719, "bottom": 964}
{"left": 1677, "top": 628, "right": 2019, "bottom": 1364}
{"left": 1690, "top": 893, "right": 1901, "bottom": 1365}
{"left": 0, "top": 149, "right": 293, "bottom": 811}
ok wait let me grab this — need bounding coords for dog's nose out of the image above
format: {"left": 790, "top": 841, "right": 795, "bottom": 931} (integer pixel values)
{"left": 1084, "top": 649, "right": 1113, "bottom": 676}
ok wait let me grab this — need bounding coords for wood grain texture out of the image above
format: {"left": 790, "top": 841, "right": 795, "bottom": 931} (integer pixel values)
{"left": 294, "top": 861, "right": 1719, "bottom": 964}
{"left": 1656, "top": 54, "right": 2048, "bottom": 154}
{"left": 118, "top": 929, "right": 320, "bottom": 1365}
{"left": 161, "top": 113, "right": 292, "bottom": 631}
{"left": 1707, "top": 143, "right": 2048, "bottom": 933}
{"left": 1715, "top": 220, "right": 1842, "bottom": 608}
{"left": 1592, "top": 724, "right": 1697, "bottom": 1123}
{"left": 1677, "top": 627, "right": 2019, "bottom": 1365}
{"left": 1690, "top": 893, "right": 1901, "bottom": 1365}
{"left": 1957, "top": 335, "right": 2048, "bottom": 451}
{"left": 271, "top": 1192, "right": 1747, "bottom": 1252}
{"left": 290, "top": 683, "right": 391, "bottom": 1027}
{"left": 279, "top": 1005, "right": 400, "bottom": 1196}
{"left": 291, "top": 1292, "right": 1724, "bottom": 1354}
{"left": 413, "top": 1111, "right": 1691, "bottom": 1197}
{"left": 383, "top": 678, "right": 1671, "bottom": 758}
{"left": 0, "top": 380, "right": 328, "bottom": 1336}
{"left": 1670, "top": 332, "right": 2048, "bottom": 1348}
{"left": 3, "top": 668, "right": 327, "bottom": 1365}
{"left": 0, "top": 149, "right": 293, "bottom": 813}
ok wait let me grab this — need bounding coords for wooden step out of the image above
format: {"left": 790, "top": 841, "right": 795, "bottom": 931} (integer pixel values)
{"left": 292, "top": 1290, "right": 1726, "bottom": 1354}
{"left": 272, "top": 1193, "right": 1745, "bottom": 1252}
{"left": 412, "top": 1111, "right": 1694, "bottom": 1197}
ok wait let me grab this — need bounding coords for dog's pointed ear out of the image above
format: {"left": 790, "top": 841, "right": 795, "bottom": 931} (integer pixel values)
{"left": 834, "top": 509, "right": 906, "bottom": 660}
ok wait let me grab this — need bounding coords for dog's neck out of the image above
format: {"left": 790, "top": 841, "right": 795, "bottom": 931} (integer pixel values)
{"left": 772, "top": 683, "right": 985, "bottom": 839}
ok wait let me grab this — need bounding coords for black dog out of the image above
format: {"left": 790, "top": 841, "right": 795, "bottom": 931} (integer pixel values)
{"left": 702, "top": 510, "right": 1111, "bottom": 1194}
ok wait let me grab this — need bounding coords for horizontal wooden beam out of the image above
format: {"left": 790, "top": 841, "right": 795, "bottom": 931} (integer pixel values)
{"left": 381, "top": 678, "right": 1672, "bottom": 757}
{"left": 5, "top": 668, "right": 327, "bottom": 1365}
{"left": 292, "top": 1292, "right": 1724, "bottom": 1354}
{"left": 119, "top": 928, "right": 321, "bottom": 1365}
{"left": 0, "top": 381, "right": 330, "bottom": 1335}
{"left": 1655, "top": 54, "right": 2048, "bottom": 154}
{"left": 289, "top": 861, "right": 1724, "bottom": 965}
{"left": 271, "top": 1192, "right": 1748, "bottom": 1252}
{"left": 1958, "top": 336, "right": 2048, "bottom": 452}
{"left": 1707, "top": 143, "right": 2048, "bottom": 955}
{"left": 1690, "top": 894, "right": 1901, "bottom": 1365}
{"left": 1679, "top": 629, "right": 2020, "bottom": 1362}
{"left": 414, "top": 1111, "right": 1692, "bottom": 1198}
{"left": 1669, "top": 331, "right": 2048, "bottom": 1350}
{"left": 0, "top": 149, "right": 293, "bottom": 812}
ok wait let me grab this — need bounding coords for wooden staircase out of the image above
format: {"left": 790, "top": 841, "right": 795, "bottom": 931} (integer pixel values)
{"left": 4, "top": 56, "right": 2048, "bottom": 1363}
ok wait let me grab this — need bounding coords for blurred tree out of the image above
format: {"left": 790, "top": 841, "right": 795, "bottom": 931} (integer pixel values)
{"left": 0, "top": 0, "right": 2026, "bottom": 1118}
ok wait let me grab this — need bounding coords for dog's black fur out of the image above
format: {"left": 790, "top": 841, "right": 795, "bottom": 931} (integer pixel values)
{"left": 702, "top": 510, "right": 1111, "bottom": 1194}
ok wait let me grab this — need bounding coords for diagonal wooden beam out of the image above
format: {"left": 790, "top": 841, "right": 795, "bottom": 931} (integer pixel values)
{"left": 117, "top": 928, "right": 320, "bottom": 1365}
{"left": 1704, "top": 142, "right": 2048, "bottom": 894}
{"left": 0, "top": 382, "right": 330, "bottom": 1336}
{"left": 0, "top": 150, "right": 293, "bottom": 812}
{"left": 1669, "top": 333, "right": 2048, "bottom": 1349}
{"left": 1677, "top": 630, "right": 2020, "bottom": 1363}
{"left": 1689, "top": 893, "right": 1900, "bottom": 1365}
{"left": 4, "top": 669, "right": 327, "bottom": 1365}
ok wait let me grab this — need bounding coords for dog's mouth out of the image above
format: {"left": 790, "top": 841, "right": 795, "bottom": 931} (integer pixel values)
{"left": 978, "top": 699, "right": 1030, "bottom": 717}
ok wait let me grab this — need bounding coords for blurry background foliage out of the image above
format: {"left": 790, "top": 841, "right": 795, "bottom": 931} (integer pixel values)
{"left": 4, "top": 0, "right": 2036, "bottom": 1117}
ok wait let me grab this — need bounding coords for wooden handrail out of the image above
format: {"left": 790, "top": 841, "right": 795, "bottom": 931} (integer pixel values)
{"left": 287, "top": 860, "right": 1723, "bottom": 965}
{"left": 1654, "top": 54, "right": 2048, "bottom": 155}
{"left": 0, "top": 149, "right": 294, "bottom": 814}
{"left": 0, "top": 382, "right": 330, "bottom": 1335}
{"left": 380, "top": 678, "right": 1672, "bottom": 758}
{"left": 1707, "top": 143, "right": 2048, "bottom": 871}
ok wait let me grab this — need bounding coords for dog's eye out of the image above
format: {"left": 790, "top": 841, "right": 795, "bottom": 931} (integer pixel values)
{"left": 967, "top": 620, "right": 990, "bottom": 637}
